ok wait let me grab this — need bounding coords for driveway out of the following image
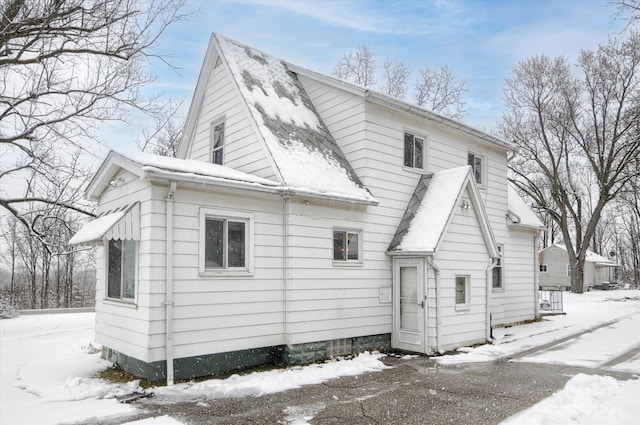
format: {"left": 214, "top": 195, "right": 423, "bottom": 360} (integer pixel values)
{"left": 92, "top": 313, "right": 640, "bottom": 425}
{"left": 90, "top": 357, "right": 633, "bottom": 425}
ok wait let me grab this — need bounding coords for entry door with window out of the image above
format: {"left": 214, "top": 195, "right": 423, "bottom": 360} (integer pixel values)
{"left": 392, "top": 258, "right": 426, "bottom": 353}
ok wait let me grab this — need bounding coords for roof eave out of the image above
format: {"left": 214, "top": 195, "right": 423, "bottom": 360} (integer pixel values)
{"left": 365, "top": 93, "right": 514, "bottom": 151}
{"left": 142, "top": 169, "right": 282, "bottom": 195}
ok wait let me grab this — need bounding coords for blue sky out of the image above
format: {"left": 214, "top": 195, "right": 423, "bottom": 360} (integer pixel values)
{"left": 109, "top": 0, "right": 627, "bottom": 152}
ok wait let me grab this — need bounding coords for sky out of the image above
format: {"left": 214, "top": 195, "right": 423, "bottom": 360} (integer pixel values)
{"left": 2, "top": 290, "right": 639, "bottom": 425}
{"left": 103, "top": 0, "right": 629, "bottom": 155}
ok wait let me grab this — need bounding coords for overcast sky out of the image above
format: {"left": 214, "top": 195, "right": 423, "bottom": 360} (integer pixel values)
{"left": 106, "top": 0, "right": 627, "bottom": 153}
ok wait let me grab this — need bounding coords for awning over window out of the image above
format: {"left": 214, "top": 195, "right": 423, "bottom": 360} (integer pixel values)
{"left": 69, "top": 203, "right": 140, "bottom": 245}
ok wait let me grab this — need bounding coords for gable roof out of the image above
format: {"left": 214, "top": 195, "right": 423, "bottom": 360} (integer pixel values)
{"left": 178, "top": 34, "right": 375, "bottom": 205}
{"left": 85, "top": 150, "right": 281, "bottom": 201}
{"left": 388, "top": 166, "right": 498, "bottom": 257}
{"left": 286, "top": 64, "right": 515, "bottom": 152}
{"left": 539, "top": 244, "right": 617, "bottom": 266}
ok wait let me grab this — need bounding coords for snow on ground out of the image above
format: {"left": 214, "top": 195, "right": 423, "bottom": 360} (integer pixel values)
{"left": 435, "top": 290, "right": 640, "bottom": 366}
{"left": 2, "top": 290, "right": 640, "bottom": 425}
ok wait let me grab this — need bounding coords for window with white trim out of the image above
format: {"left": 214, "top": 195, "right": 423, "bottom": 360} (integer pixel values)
{"left": 540, "top": 264, "right": 548, "bottom": 273}
{"left": 200, "top": 209, "right": 253, "bottom": 274}
{"left": 492, "top": 245, "right": 503, "bottom": 289}
{"left": 107, "top": 239, "right": 136, "bottom": 301}
{"left": 566, "top": 264, "right": 572, "bottom": 277}
{"left": 455, "top": 275, "right": 470, "bottom": 309}
{"left": 468, "top": 152, "right": 484, "bottom": 185}
{"left": 333, "top": 230, "right": 361, "bottom": 263}
{"left": 211, "top": 120, "right": 225, "bottom": 165}
{"left": 404, "top": 132, "right": 424, "bottom": 170}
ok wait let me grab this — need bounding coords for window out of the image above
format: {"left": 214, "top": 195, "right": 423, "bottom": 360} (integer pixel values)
{"left": 199, "top": 208, "right": 253, "bottom": 275}
{"left": 333, "top": 230, "right": 361, "bottom": 262}
{"left": 566, "top": 264, "right": 572, "bottom": 277}
{"left": 540, "top": 264, "right": 548, "bottom": 273}
{"left": 205, "top": 218, "right": 246, "bottom": 269}
{"left": 455, "top": 275, "right": 469, "bottom": 308}
{"left": 404, "top": 132, "right": 424, "bottom": 170}
{"left": 492, "top": 245, "right": 503, "bottom": 289}
{"left": 211, "top": 120, "right": 225, "bottom": 165}
{"left": 468, "top": 152, "right": 483, "bottom": 185}
{"left": 107, "top": 239, "right": 136, "bottom": 301}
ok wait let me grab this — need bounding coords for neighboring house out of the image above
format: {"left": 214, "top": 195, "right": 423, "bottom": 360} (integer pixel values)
{"left": 70, "top": 34, "right": 544, "bottom": 381}
{"left": 539, "top": 244, "right": 617, "bottom": 290}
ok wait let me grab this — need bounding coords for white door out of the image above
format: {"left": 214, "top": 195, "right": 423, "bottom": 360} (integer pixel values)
{"left": 392, "top": 258, "right": 426, "bottom": 353}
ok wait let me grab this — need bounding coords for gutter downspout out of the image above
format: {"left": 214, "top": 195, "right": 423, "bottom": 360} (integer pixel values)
{"left": 426, "top": 256, "right": 442, "bottom": 354}
{"left": 165, "top": 181, "right": 177, "bottom": 386}
{"left": 485, "top": 257, "right": 499, "bottom": 341}
{"left": 534, "top": 232, "right": 540, "bottom": 318}
{"left": 282, "top": 193, "right": 291, "bottom": 348}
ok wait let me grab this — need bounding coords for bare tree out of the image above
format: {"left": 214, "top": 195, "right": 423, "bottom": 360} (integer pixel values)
{"left": 333, "top": 44, "right": 376, "bottom": 87}
{"left": 379, "top": 59, "right": 410, "bottom": 99}
{"left": 613, "top": 0, "right": 640, "bottom": 29}
{"left": 0, "top": 0, "right": 187, "bottom": 239}
{"left": 413, "top": 64, "right": 467, "bottom": 119}
{"left": 501, "top": 32, "right": 640, "bottom": 293}
{"left": 137, "top": 99, "right": 185, "bottom": 158}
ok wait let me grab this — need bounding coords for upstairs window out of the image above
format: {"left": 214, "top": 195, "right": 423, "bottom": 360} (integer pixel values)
{"left": 468, "top": 152, "right": 483, "bottom": 185}
{"left": 333, "top": 230, "right": 361, "bottom": 262}
{"left": 404, "top": 132, "right": 424, "bottom": 170}
{"left": 492, "top": 245, "right": 503, "bottom": 289}
{"left": 107, "top": 239, "right": 136, "bottom": 301}
{"left": 211, "top": 120, "right": 225, "bottom": 165}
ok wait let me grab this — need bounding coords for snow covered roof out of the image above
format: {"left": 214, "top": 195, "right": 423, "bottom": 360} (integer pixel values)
{"left": 123, "top": 150, "right": 280, "bottom": 187}
{"left": 215, "top": 35, "right": 375, "bottom": 204}
{"left": 388, "top": 166, "right": 498, "bottom": 256}
{"left": 542, "top": 244, "right": 617, "bottom": 266}
{"left": 507, "top": 184, "right": 545, "bottom": 230}
{"left": 85, "top": 150, "right": 284, "bottom": 201}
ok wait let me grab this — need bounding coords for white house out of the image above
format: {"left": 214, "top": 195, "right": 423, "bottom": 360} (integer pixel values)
{"left": 71, "top": 34, "right": 544, "bottom": 382}
{"left": 539, "top": 244, "right": 618, "bottom": 290}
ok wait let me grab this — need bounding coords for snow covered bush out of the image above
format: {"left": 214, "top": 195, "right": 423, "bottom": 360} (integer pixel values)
{"left": 0, "top": 297, "right": 19, "bottom": 319}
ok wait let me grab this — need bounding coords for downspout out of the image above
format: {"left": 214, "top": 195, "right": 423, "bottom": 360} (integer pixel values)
{"left": 534, "top": 232, "right": 540, "bottom": 318}
{"left": 485, "top": 257, "right": 498, "bottom": 341}
{"left": 426, "top": 255, "right": 442, "bottom": 354}
{"left": 282, "top": 193, "right": 291, "bottom": 348}
{"left": 165, "top": 181, "right": 177, "bottom": 386}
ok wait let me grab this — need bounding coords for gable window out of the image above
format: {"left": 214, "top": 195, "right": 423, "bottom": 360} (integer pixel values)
{"left": 468, "top": 152, "right": 483, "bottom": 185}
{"left": 455, "top": 275, "right": 470, "bottom": 309}
{"left": 211, "top": 120, "right": 225, "bottom": 165}
{"left": 540, "top": 264, "right": 548, "bottom": 273}
{"left": 492, "top": 245, "right": 504, "bottom": 289}
{"left": 404, "top": 132, "right": 424, "bottom": 170}
{"left": 333, "top": 230, "right": 361, "bottom": 262}
{"left": 107, "top": 239, "right": 136, "bottom": 301}
{"left": 199, "top": 208, "right": 253, "bottom": 275}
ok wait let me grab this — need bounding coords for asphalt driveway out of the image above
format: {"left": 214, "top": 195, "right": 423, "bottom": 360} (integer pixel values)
{"left": 91, "top": 355, "right": 637, "bottom": 425}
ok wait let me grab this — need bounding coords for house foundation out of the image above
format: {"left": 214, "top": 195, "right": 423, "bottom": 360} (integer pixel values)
{"left": 102, "top": 333, "right": 392, "bottom": 381}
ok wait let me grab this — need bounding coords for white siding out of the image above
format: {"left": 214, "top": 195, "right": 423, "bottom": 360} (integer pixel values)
{"left": 431, "top": 189, "right": 490, "bottom": 351}
{"left": 186, "top": 60, "right": 277, "bottom": 180}
{"left": 299, "top": 76, "right": 538, "bottom": 344}
{"left": 94, "top": 172, "right": 155, "bottom": 362}
{"left": 284, "top": 198, "right": 392, "bottom": 345}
